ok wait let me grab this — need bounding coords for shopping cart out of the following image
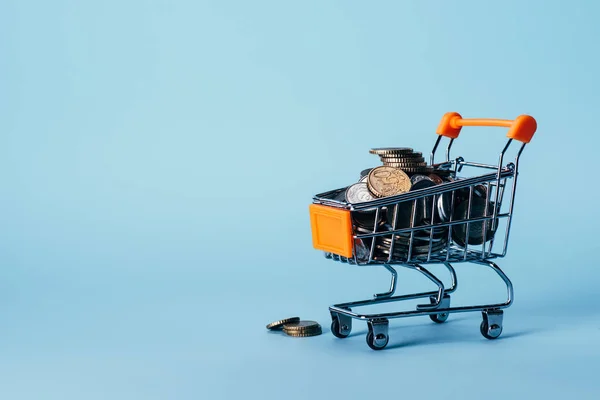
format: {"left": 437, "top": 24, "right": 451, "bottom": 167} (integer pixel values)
{"left": 309, "top": 112, "right": 537, "bottom": 350}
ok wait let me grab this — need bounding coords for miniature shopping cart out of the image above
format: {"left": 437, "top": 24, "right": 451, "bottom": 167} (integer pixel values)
{"left": 309, "top": 112, "right": 537, "bottom": 350}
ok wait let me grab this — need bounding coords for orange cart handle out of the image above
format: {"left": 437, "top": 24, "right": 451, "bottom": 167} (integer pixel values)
{"left": 436, "top": 112, "right": 537, "bottom": 144}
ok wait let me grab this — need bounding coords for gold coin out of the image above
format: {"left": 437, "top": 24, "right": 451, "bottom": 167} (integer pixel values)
{"left": 380, "top": 152, "right": 423, "bottom": 158}
{"left": 284, "top": 327, "right": 323, "bottom": 337}
{"left": 283, "top": 328, "right": 322, "bottom": 336}
{"left": 379, "top": 155, "right": 425, "bottom": 163}
{"left": 367, "top": 166, "right": 411, "bottom": 197}
{"left": 380, "top": 161, "right": 427, "bottom": 167}
{"left": 266, "top": 317, "right": 300, "bottom": 330}
{"left": 282, "top": 320, "right": 321, "bottom": 331}
{"left": 283, "top": 325, "right": 322, "bottom": 334}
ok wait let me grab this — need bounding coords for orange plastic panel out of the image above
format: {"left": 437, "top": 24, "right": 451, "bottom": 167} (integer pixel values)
{"left": 309, "top": 204, "right": 353, "bottom": 258}
{"left": 436, "top": 112, "right": 537, "bottom": 143}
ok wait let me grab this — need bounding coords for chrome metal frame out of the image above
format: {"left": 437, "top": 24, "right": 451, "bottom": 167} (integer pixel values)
{"left": 313, "top": 136, "right": 527, "bottom": 349}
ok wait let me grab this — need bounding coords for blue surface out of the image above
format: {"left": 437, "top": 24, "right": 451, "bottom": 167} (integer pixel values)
{"left": 1, "top": 0, "right": 600, "bottom": 399}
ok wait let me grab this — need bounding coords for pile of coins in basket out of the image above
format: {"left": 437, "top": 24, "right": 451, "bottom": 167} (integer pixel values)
{"left": 333, "top": 147, "right": 498, "bottom": 261}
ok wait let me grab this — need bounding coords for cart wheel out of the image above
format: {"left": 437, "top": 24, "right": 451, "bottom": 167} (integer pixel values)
{"left": 428, "top": 294, "right": 450, "bottom": 323}
{"left": 366, "top": 331, "right": 389, "bottom": 350}
{"left": 480, "top": 321, "right": 502, "bottom": 340}
{"left": 331, "top": 319, "right": 350, "bottom": 339}
{"left": 429, "top": 312, "right": 449, "bottom": 324}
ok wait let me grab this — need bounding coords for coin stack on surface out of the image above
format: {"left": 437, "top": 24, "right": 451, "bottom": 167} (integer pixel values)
{"left": 266, "top": 317, "right": 300, "bottom": 331}
{"left": 282, "top": 320, "right": 322, "bottom": 337}
{"left": 266, "top": 318, "right": 322, "bottom": 338}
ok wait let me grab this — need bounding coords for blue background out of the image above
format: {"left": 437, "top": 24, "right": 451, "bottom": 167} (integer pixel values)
{"left": 1, "top": 0, "right": 599, "bottom": 399}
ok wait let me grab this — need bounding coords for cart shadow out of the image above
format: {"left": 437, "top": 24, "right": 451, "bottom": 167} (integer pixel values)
{"left": 339, "top": 314, "right": 471, "bottom": 339}
{"left": 385, "top": 325, "right": 539, "bottom": 350}
{"left": 333, "top": 315, "right": 540, "bottom": 349}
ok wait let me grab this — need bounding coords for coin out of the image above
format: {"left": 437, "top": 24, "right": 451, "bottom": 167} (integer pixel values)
{"left": 376, "top": 239, "right": 448, "bottom": 253}
{"left": 379, "top": 153, "right": 425, "bottom": 163}
{"left": 458, "top": 184, "right": 488, "bottom": 201}
{"left": 385, "top": 199, "right": 432, "bottom": 230}
{"left": 354, "top": 238, "right": 370, "bottom": 262}
{"left": 379, "top": 151, "right": 423, "bottom": 158}
{"left": 345, "top": 182, "right": 376, "bottom": 204}
{"left": 381, "top": 161, "right": 427, "bottom": 168}
{"left": 266, "top": 317, "right": 301, "bottom": 330}
{"left": 369, "top": 147, "right": 414, "bottom": 155}
{"left": 367, "top": 166, "right": 411, "bottom": 197}
{"left": 283, "top": 326, "right": 322, "bottom": 335}
{"left": 352, "top": 207, "right": 384, "bottom": 230}
{"left": 374, "top": 236, "right": 449, "bottom": 259}
{"left": 410, "top": 174, "right": 433, "bottom": 185}
{"left": 354, "top": 219, "right": 388, "bottom": 234}
{"left": 284, "top": 328, "right": 323, "bottom": 337}
{"left": 437, "top": 192, "right": 452, "bottom": 222}
{"left": 282, "top": 320, "right": 321, "bottom": 332}
{"left": 428, "top": 174, "right": 444, "bottom": 185}
{"left": 451, "top": 197, "right": 497, "bottom": 246}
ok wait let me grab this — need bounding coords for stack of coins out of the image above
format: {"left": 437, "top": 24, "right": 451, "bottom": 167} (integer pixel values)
{"left": 369, "top": 147, "right": 432, "bottom": 175}
{"left": 266, "top": 318, "right": 322, "bottom": 338}
{"left": 282, "top": 321, "right": 322, "bottom": 337}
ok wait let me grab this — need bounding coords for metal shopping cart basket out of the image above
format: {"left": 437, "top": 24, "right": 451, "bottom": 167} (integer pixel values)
{"left": 309, "top": 112, "right": 537, "bottom": 350}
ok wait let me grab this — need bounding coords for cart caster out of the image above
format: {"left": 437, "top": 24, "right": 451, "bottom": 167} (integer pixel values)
{"left": 480, "top": 310, "right": 503, "bottom": 340}
{"left": 366, "top": 318, "right": 389, "bottom": 350}
{"left": 429, "top": 294, "right": 450, "bottom": 323}
{"left": 330, "top": 309, "right": 352, "bottom": 339}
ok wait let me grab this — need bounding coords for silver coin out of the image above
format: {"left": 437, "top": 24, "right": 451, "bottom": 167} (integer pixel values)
{"left": 437, "top": 193, "right": 452, "bottom": 222}
{"left": 458, "top": 184, "right": 488, "bottom": 201}
{"left": 451, "top": 197, "right": 497, "bottom": 246}
{"left": 345, "top": 182, "right": 376, "bottom": 204}
{"left": 379, "top": 235, "right": 448, "bottom": 250}
{"left": 410, "top": 174, "right": 433, "bottom": 186}
{"left": 352, "top": 208, "right": 384, "bottom": 230}
{"left": 353, "top": 238, "right": 370, "bottom": 262}
{"left": 369, "top": 147, "right": 414, "bottom": 155}
{"left": 359, "top": 174, "right": 369, "bottom": 182}
{"left": 375, "top": 239, "right": 448, "bottom": 258}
